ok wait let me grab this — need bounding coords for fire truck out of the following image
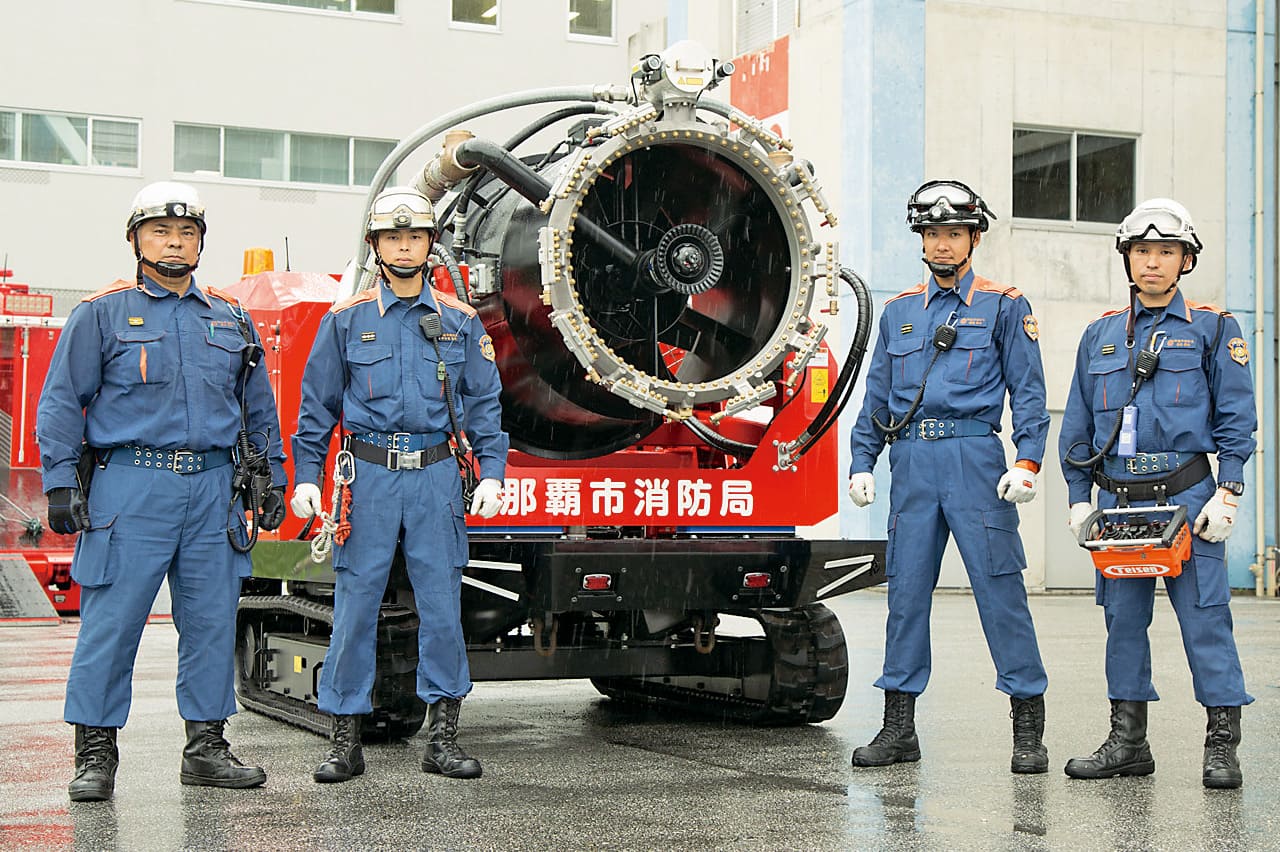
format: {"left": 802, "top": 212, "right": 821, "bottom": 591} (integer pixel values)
{"left": 229, "top": 43, "right": 885, "bottom": 739}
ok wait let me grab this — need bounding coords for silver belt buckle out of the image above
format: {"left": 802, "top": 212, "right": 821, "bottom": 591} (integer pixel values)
{"left": 918, "top": 418, "right": 940, "bottom": 441}
{"left": 1125, "top": 456, "right": 1139, "bottom": 474}
{"left": 171, "top": 450, "right": 196, "bottom": 473}
{"left": 395, "top": 449, "right": 423, "bottom": 470}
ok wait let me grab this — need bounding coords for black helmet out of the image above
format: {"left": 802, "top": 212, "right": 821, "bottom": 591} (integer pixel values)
{"left": 906, "top": 180, "right": 995, "bottom": 233}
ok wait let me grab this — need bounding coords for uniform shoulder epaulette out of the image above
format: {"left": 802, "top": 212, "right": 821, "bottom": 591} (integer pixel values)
{"left": 1186, "top": 300, "right": 1230, "bottom": 316}
{"left": 330, "top": 290, "right": 378, "bottom": 314}
{"left": 81, "top": 279, "right": 136, "bottom": 302}
{"left": 203, "top": 285, "right": 241, "bottom": 307}
{"left": 432, "top": 287, "right": 479, "bottom": 318}
{"left": 972, "top": 276, "right": 1023, "bottom": 300}
{"left": 1089, "top": 306, "right": 1130, "bottom": 326}
{"left": 884, "top": 283, "right": 926, "bottom": 305}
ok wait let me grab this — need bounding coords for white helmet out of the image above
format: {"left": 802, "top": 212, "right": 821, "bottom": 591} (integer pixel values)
{"left": 366, "top": 186, "right": 436, "bottom": 237}
{"left": 1115, "top": 198, "right": 1202, "bottom": 255}
{"left": 126, "top": 181, "right": 206, "bottom": 236}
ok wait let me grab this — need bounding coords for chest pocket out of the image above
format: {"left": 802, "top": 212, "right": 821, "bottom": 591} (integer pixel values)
{"left": 1153, "top": 348, "right": 1206, "bottom": 407}
{"left": 347, "top": 344, "right": 395, "bottom": 401}
{"left": 947, "top": 329, "right": 993, "bottom": 385}
{"left": 1087, "top": 350, "right": 1129, "bottom": 412}
{"left": 107, "top": 330, "right": 175, "bottom": 387}
{"left": 420, "top": 339, "right": 467, "bottom": 398}
{"left": 204, "top": 326, "right": 251, "bottom": 381}
{"left": 886, "top": 335, "right": 927, "bottom": 387}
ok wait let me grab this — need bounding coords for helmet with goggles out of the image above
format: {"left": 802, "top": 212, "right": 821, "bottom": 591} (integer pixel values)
{"left": 1115, "top": 198, "right": 1202, "bottom": 255}
{"left": 126, "top": 182, "right": 206, "bottom": 236}
{"left": 366, "top": 186, "right": 437, "bottom": 238}
{"left": 906, "top": 180, "right": 995, "bottom": 233}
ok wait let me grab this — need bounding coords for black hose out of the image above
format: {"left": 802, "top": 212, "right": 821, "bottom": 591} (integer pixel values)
{"left": 784, "top": 266, "right": 875, "bottom": 460}
{"left": 454, "top": 138, "right": 641, "bottom": 269}
{"left": 433, "top": 243, "right": 469, "bottom": 304}
{"left": 683, "top": 416, "right": 757, "bottom": 462}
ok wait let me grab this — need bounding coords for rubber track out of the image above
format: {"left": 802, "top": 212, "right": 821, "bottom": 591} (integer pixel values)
{"left": 593, "top": 604, "right": 848, "bottom": 725}
{"left": 236, "top": 595, "right": 426, "bottom": 739}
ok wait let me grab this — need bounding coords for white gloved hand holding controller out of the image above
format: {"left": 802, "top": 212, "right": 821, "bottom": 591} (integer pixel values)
{"left": 1194, "top": 489, "right": 1238, "bottom": 543}
{"left": 848, "top": 472, "right": 876, "bottom": 508}
{"left": 290, "top": 483, "right": 323, "bottom": 519}
{"left": 997, "top": 464, "right": 1039, "bottom": 504}
{"left": 1068, "top": 502, "right": 1094, "bottom": 541}
{"left": 470, "top": 478, "right": 504, "bottom": 519}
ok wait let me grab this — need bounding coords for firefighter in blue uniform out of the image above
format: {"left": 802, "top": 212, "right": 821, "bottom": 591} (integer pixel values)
{"left": 291, "top": 186, "right": 507, "bottom": 783}
{"left": 848, "top": 180, "right": 1051, "bottom": 773}
{"left": 38, "top": 182, "right": 288, "bottom": 803}
{"left": 1059, "top": 198, "right": 1255, "bottom": 789}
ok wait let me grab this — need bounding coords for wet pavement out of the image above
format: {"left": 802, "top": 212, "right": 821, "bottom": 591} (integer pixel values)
{"left": 1, "top": 591, "right": 1277, "bottom": 850}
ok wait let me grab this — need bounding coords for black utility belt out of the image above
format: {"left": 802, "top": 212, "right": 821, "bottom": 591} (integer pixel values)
{"left": 345, "top": 435, "right": 452, "bottom": 471}
{"left": 1092, "top": 453, "right": 1211, "bottom": 502}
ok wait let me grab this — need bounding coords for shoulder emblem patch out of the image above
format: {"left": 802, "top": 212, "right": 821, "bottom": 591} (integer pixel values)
{"left": 1228, "top": 337, "right": 1249, "bottom": 366}
{"left": 1022, "top": 315, "right": 1039, "bottom": 342}
{"left": 480, "top": 333, "right": 495, "bottom": 362}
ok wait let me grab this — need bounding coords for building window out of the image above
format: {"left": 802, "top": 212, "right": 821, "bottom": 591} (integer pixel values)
{"left": 452, "top": 0, "right": 498, "bottom": 28}
{"left": 736, "top": 0, "right": 796, "bottom": 54}
{"left": 1012, "top": 128, "right": 1136, "bottom": 224}
{"left": 236, "top": 0, "right": 394, "bottom": 13}
{"left": 174, "top": 123, "right": 395, "bottom": 187}
{"left": 0, "top": 109, "right": 139, "bottom": 170}
{"left": 569, "top": 0, "right": 612, "bottom": 40}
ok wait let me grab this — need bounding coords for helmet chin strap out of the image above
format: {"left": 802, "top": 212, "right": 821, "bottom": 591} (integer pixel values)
{"left": 383, "top": 262, "right": 425, "bottom": 279}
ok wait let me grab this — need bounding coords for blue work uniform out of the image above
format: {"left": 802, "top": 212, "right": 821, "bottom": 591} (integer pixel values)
{"left": 850, "top": 270, "right": 1050, "bottom": 699}
{"left": 293, "top": 276, "right": 508, "bottom": 714}
{"left": 1059, "top": 290, "right": 1255, "bottom": 707}
{"left": 38, "top": 275, "right": 287, "bottom": 728}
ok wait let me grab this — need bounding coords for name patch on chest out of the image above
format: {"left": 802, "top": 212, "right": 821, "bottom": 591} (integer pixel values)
{"left": 957, "top": 317, "right": 987, "bottom": 327}
{"left": 209, "top": 320, "right": 237, "bottom": 330}
{"left": 439, "top": 332, "right": 460, "bottom": 343}
{"left": 128, "top": 317, "right": 145, "bottom": 326}
{"left": 1163, "top": 338, "right": 1196, "bottom": 349}
{"left": 360, "top": 331, "right": 377, "bottom": 342}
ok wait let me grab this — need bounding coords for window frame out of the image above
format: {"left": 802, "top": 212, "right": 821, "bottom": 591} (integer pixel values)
{"left": 566, "top": 0, "right": 615, "bottom": 44}
{"left": 180, "top": 0, "right": 399, "bottom": 21}
{"left": 1011, "top": 125, "right": 1139, "bottom": 231}
{"left": 0, "top": 107, "right": 141, "bottom": 174}
{"left": 449, "top": 0, "right": 501, "bottom": 33}
{"left": 172, "top": 122, "right": 395, "bottom": 190}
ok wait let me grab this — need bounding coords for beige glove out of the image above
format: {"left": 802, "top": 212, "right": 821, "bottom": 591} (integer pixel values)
{"left": 469, "top": 478, "right": 504, "bottom": 519}
{"left": 1068, "top": 502, "right": 1094, "bottom": 541}
{"left": 848, "top": 472, "right": 876, "bottom": 508}
{"left": 290, "top": 482, "right": 323, "bottom": 519}
{"left": 997, "top": 466, "right": 1038, "bottom": 504}
{"left": 1194, "top": 490, "right": 1238, "bottom": 543}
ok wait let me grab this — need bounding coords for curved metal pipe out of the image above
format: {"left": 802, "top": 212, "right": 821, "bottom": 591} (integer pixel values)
{"left": 353, "top": 85, "right": 629, "bottom": 289}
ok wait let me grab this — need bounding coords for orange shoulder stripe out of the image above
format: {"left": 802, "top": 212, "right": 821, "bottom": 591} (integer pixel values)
{"left": 330, "top": 290, "right": 378, "bottom": 314}
{"left": 82, "top": 279, "right": 136, "bottom": 302}
{"left": 1186, "top": 299, "right": 1229, "bottom": 315}
{"left": 884, "top": 283, "right": 926, "bottom": 305}
{"left": 203, "top": 285, "right": 241, "bottom": 306}
{"left": 972, "top": 276, "right": 1023, "bottom": 300}
{"left": 432, "top": 287, "right": 478, "bottom": 318}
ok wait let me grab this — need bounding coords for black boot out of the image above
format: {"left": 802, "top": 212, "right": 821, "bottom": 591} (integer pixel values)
{"left": 1064, "top": 700, "right": 1155, "bottom": 779}
{"left": 179, "top": 720, "right": 266, "bottom": 788}
{"left": 1010, "top": 695, "right": 1049, "bottom": 774}
{"left": 422, "top": 698, "right": 482, "bottom": 779}
{"left": 1202, "top": 705, "right": 1243, "bottom": 789}
{"left": 852, "top": 690, "right": 920, "bottom": 767}
{"left": 69, "top": 725, "right": 118, "bottom": 802}
{"left": 314, "top": 715, "right": 365, "bottom": 783}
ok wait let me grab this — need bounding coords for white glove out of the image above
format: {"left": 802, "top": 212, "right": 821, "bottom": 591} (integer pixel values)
{"left": 1068, "top": 502, "right": 1094, "bottom": 541}
{"left": 848, "top": 472, "right": 876, "bottom": 508}
{"left": 997, "top": 465, "right": 1038, "bottom": 503}
{"left": 290, "top": 483, "right": 323, "bottom": 519}
{"left": 469, "top": 478, "right": 503, "bottom": 518}
{"left": 1194, "top": 490, "right": 1238, "bottom": 543}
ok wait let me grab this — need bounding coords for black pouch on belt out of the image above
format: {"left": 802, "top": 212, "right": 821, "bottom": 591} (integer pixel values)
{"left": 75, "top": 444, "right": 97, "bottom": 497}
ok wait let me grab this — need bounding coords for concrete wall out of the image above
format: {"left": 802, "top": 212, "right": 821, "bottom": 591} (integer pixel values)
{"left": 0, "top": 0, "right": 653, "bottom": 291}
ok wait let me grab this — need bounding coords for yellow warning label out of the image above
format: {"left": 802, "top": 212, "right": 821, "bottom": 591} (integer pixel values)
{"left": 294, "top": 656, "right": 303, "bottom": 674}
{"left": 810, "top": 368, "right": 829, "bottom": 403}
